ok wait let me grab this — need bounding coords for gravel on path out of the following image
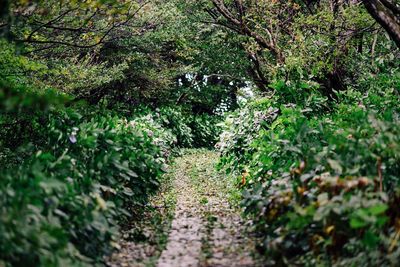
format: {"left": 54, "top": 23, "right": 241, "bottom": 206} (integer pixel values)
{"left": 157, "top": 150, "right": 260, "bottom": 267}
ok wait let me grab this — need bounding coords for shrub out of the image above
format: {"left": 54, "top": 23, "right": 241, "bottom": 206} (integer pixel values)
{"left": 0, "top": 85, "right": 171, "bottom": 266}
{"left": 129, "top": 112, "right": 177, "bottom": 158}
{"left": 189, "top": 113, "right": 222, "bottom": 148}
{"left": 216, "top": 97, "right": 279, "bottom": 175}
{"left": 158, "top": 107, "right": 193, "bottom": 147}
{"left": 132, "top": 105, "right": 222, "bottom": 149}
{"left": 217, "top": 80, "right": 400, "bottom": 265}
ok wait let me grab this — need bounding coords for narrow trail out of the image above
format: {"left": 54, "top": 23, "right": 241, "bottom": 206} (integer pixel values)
{"left": 109, "top": 150, "right": 260, "bottom": 267}
{"left": 158, "top": 150, "right": 259, "bottom": 267}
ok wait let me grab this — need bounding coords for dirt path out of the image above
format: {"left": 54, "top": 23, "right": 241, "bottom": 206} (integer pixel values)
{"left": 108, "top": 150, "right": 260, "bottom": 267}
{"left": 156, "top": 153, "right": 204, "bottom": 267}
{"left": 158, "top": 150, "right": 259, "bottom": 267}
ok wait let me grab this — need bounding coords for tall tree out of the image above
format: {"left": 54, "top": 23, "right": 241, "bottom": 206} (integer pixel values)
{"left": 203, "top": 0, "right": 394, "bottom": 99}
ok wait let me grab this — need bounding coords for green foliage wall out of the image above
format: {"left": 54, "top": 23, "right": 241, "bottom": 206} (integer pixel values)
{"left": 0, "top": 87, "right": 167, "bottom": 265}
{"left": 217, "top": 75, "right": 400, "bottom": 265}
{"left": 0, "top": 79, "right": 222, "bottom": 266}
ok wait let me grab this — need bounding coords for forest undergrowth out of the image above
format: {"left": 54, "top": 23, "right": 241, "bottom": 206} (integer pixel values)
{"left": 1, "top": 0, "right": 400, "bottom": 266}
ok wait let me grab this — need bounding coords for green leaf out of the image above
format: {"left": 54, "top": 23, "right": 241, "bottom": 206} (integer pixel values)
{"left": 350, "top": 217, "right": 368, "bottom": 229}
{"left": 368, "top": 204, "right": 388, "bottom": 216}
{"left": 362, "top": 230, "right": 379, "bottom": 249}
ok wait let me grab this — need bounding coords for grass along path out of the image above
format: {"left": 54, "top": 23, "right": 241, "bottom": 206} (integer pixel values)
{"left": 158, "top": 149, "right": 260, "bottom": 267}
{"left": 107, "top": 164, "right": 177, "bottom": 267}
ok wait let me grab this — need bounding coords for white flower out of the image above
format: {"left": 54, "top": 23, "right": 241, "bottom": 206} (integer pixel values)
{"left": 69, "top": 134, "right": 77, "bottom": 143}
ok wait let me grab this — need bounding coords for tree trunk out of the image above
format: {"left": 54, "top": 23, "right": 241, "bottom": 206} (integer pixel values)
{"left": 363, "top": 0, "right": 400, "bottom": 48}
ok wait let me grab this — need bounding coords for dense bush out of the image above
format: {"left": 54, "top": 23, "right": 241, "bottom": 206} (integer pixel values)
{"left": 131, "top": 106, "right": 222, "bottom": 149}
{"left": 0, "top": 80, "right": 67, "bottom": 167}
{"left": 217, "top": 79, "right": 400, "bottom": 266}
{"left": 129, "top": 111, "right": 178, "bottom": 158}
{"left": 157, "top": 107, "right": 194, "bottom": 147}
{"left": 156, "top": 107, "right": 222, "bottom": 148}
{"left": 0, "top": 76, "right": 223, "bottom": 266}
{"left": 217, "top": 97, "right": 279, "bottom": 175}
{"left": 0, "top": 84, "right": 172, "bottom": 266}
{"left": 189, "top": 113, "right": 222, "bottom": 148}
